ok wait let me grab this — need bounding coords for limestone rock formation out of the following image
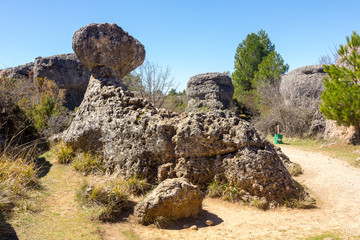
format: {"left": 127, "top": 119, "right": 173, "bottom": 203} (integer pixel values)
{"left": 61, "top": 23, "right": 309, "bottom": 209}
{"left": 0, "top": 62, "right": 34, "bottom": 79}
{"left": 0, "top": 54, "right": 91, "bottom": 110}
{"left": 134, "top": 178, "right": 203, "bottom": 224}
{"left": 72, "top": 23, "right": 145, "bottom": 79}
{"left": 186, "top": 72, "right": 234, "bottom": 110}
{"left": 280, "top": 65, "right": 326, "bottom": 107}
{"left": 34, "top": 54, "right": 91, "bottom": 109}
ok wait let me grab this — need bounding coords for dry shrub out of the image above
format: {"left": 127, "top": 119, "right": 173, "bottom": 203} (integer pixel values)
{"left": 52, "top": 141, "right": 75, "bottom": 164}
{"left": 76, "top": 179, "right": 130, "bottom": 221}
{"left": 73, "top": 152, "right": 104, "bottom": 175}
{"left": 0, "top": 148, "right": 39, "bottom": 214}
{"left": 253, "top": 83, "right": 324, "bottom": 138}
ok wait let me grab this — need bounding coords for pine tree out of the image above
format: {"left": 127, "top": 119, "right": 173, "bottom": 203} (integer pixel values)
{"left": 320, "top": 31, "right": 360, "bottom": 142}
{"left": 232, "top": 30, "right": 274, "bottom": 99}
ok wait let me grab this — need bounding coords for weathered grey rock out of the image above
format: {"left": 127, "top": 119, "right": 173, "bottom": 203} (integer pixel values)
{"left": 0, "top": 54, "right": 91, "bottom": 110}
{"left": 280, "top": 65, "right": 326, "bottom": 107}
{"left": 33, "top": 54, "right": 91, "bottom": 109}
{"left": 186, "top": 72, "right": 234, "bottom": 110}
{"left": 134, "top": 178, "right": 203, "bottom": 224}
{"left": 0, "top": 62, "right": 34, "bottom": 79}
{"left": 72, "top": 23, "right": 145, "bottom": 79}
{"left": 61, "top": 23, "right": 309, "bottom": 209}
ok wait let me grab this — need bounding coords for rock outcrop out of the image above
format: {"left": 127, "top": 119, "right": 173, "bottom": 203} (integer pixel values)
{"left": 0, "top": 62, "right": 34, "bottom": 79}
{"left": 34, "top": 54, "right": 91, "bottom": 109}
{"left": 134, "top": 178, "right": 203, "bottom": 224}
{"left": 280, "top": 65, "right": 326, "bottom": 107}
{"left": 0, "top": 54, "right": 91, "bottom": 110}
{"left": 186, "top": 72, "right": 234, "bottom": 110}
{"left": 61, "top": 23, "right": 309, "bottom": 209}
{"left": 72, "top": 23, "right": 145, "bottom": 79}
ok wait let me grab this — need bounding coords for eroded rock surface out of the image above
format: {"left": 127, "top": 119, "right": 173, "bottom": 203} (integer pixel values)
{"left": 61, "top": 23, "right": 309, "bottom": 209}
{"left": 187, "top": 72, "right": 234, "bottom": 110}
{"left": 134, "top": 178, "right": 203, "bottom": 224}
{"left": 280, "top": 65, "right": 326, "bottom": 107}
{"left": 72, "top": 23, "right": 145, "bottom": 79}
{"left": 34, "top": 54, "right": 91, "bottom": 109}
{"left": 0, "top": 54, "right": 91, "bottom": 110}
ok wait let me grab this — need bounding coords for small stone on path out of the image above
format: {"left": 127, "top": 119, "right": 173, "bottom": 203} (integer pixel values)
{"left": 189, "top": 225, "right": 198, "bottom": 231}
{"left": 205, "top": 220, "right": 213, "bottom": 226}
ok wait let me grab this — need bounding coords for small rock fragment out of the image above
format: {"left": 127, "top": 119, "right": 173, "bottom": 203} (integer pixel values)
{"left": 189, "top": 225, "right": 198, "bottom": 231}
{"left": 205, "top": 220, "right": 213, "bottom": 226}
{"left": 182, "top": 224, "right": 190, "bottom": 229}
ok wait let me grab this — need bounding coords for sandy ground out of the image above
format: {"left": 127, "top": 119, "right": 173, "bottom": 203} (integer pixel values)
{"left": 102, "top": 145, "right": 360, "bottom": 240}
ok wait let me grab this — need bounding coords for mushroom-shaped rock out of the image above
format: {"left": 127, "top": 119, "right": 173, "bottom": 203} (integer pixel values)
{"left": 134, "top": 178, "right": 203, "bottom": 224}
{"left": 187, "top": 72, "right": 234, "bottom": 110}
{"left": 72, "top": 23, "right": 145, "bottom": 79}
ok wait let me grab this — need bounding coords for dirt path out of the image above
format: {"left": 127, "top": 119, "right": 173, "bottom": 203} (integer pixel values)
{"left": 10, "top": 146, "right": 360, "bottom": 239}
{"left": 102, "top": 145, "right": 360, "bottom": 240}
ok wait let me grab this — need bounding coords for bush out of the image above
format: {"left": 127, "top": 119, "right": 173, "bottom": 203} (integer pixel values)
{"left": 0, "top": 151, "right": 39, "bottom": 214}
{"left": 73, "top": 152, "right": 104, "bottom": 175}
{"left": 52, "top": 141, "right": 75, "bottom": 164}
{"left": 76, "top": 179, "right": 130, "bottom": 221}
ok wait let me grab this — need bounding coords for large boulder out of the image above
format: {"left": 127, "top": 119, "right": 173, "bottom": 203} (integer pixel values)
{"left": 33, "top": 54, "right": 91, "bottom": 110}
{"left": 61, "top": 23, "right": 309, "bottom": 209}
{"left": 72, "top": 23, "right": 145, "bottom": 79}
{"left": 0, "top": 54, "right": 91, "bottom": 110}
{"left": 134, "top": 178, "right": 203, "bottom": 224}
{"left": 280, "top": 65, "right": 326, "bottom": 107}
{"left": 186, "top": 72, "right": 234, "bottom": 110}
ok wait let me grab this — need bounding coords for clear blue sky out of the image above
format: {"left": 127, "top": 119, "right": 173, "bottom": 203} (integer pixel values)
{"left": 1, "top": 0, "right": 360, "bottom": 90}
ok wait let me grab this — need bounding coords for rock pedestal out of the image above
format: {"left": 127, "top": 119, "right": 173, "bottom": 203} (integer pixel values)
{"left": 186, "top": 72, "right": 234, "bottom": 110}
{"left": 61, "top": 23, "right": 310, "bottom": 209}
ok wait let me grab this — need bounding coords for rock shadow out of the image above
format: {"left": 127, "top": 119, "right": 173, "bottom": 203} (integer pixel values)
{"left": 164, "top": 210, "right": 223, "bottom": 230}
{"left": 34, "top": 157, "right": 52, "bottom": 178}
{"left": 0, "top": 213, "right": 19, "bottom": 240}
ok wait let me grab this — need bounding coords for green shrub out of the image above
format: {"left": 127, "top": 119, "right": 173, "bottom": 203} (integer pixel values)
{"left": 73, "top": 152, "right": 104, "bottom": 175}
{"left": 76, "top": 179, "right": 130, "bottom": 221}
{"left": 207, "top": 180, "right": 225, "bottom": 198}
{"left": 53, "top": 142, "right": 75, "bottom": 164}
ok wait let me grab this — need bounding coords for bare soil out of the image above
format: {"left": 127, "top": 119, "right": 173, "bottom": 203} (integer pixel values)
{"left": 11, "top": 145, "right": 360, "bottom": 240}
{"left": 101, "top": 145, "right": 360, "bottom": 240}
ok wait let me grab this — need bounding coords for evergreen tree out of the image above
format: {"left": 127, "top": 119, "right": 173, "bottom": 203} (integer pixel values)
{"left": 253, "top": 51, "right": 289, "bottom": 88}
{"left": 232, "top": 30, "right": 274, "bottom": 99}
{"left": 320, "top": 31, "right": 360, "bottom": 142}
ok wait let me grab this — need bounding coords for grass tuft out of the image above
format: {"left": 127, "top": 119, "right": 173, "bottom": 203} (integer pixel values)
{"left": 76, "top": 179, "right": 130, "bottom": 221}
{"left": 73, "top": 152, "right": 104, "bottom": 175}
{"left": 52, "top": 141, "right": 75, "bottom": 164}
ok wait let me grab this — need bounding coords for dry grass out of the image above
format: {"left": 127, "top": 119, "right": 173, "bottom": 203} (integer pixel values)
{"left": 0, "top": 149, "right": 40, "bottom": 215}
{"left": 73, "top": 152, "right": 105, "bottom": 175}
{"left": 52, "top": 141, "right": 75, "bottom": 164}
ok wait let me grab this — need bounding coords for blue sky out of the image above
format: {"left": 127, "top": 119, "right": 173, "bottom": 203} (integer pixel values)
{"left": 1, "top": 0, "right": 360, "bottom": 90}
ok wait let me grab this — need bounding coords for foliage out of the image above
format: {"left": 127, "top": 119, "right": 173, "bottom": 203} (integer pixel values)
{"left": 0, "top": 75, "right": 67, "bottom": 144}
{"left": 320, "top": 31, "right": 360, "bottom": 142}
{"left": 76, "top": 179, "right": 130, "bottom": 221}
{"left": 73, "top": 152, "right": 104, "bottom": 175}
{"left": 0, "top": 149, "right": 39, "bottom": 214}
{"left": 232, "top": 30, "right": 274, "bottom": 98}
{"left": 232, "top": 30, "right": 288, "bottom": 116}
{"left": 125, "top": 175, "right": 150, "bottom": 196}
{"left": 52, "top": 141, "right": 75, "bottom": 164}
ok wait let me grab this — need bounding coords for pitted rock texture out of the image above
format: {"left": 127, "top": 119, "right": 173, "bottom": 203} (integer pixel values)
{"left": 61, "top": 23, "right": 309, "bottom": 209}
{"left": 134, "top": 178, "right": 203, "bottom": 224}
{"left": 280, "top": 65, "right": 326, "bottom": 107}
{"left": 72, "top": 23, "right": 145, "bottom": 79}
{"left": 34, "top": 54, "right": 91, "bottom": 109}
{"left": 187, "top": 72, "right": 234, "bottom": 110}
{"left": 62, "top": 77, "right": 304, "bottom": 208}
